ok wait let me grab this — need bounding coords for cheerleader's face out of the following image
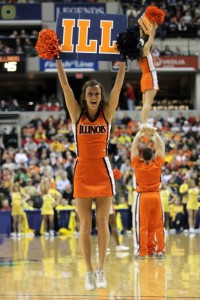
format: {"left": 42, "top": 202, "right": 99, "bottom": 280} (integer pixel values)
{"left": 85, "top": 85, "right": 101, "bottom": 111}
{"left": 13, "top": 185, "right": 20, "bottom": 192}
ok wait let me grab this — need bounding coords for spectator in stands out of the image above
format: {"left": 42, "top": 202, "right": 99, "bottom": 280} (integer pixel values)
{"left": 124, "top": 82, "right": 136, "bottom": 110}
{"left": 24, "top": 38, "right": 34, "bottom": 57}
{"left": 167, "top": 17, "right": 178, "bottom": 37}
{"left": 161, "top": 45, "right": 174, "bottom": 56}
{"left": 0, "top": 100, "right": 9, "bottom": 111}
{"left": 46, "top": 121, "right": 58, "bottom": 141}
{"left": 34, "top": 123, "right": 47, "bottom": 143}
{"left": 9, "top": 99, "right": 20, "bottom": 111}
{"left": 24, "top": 137, "right": 37, "bottom": 153}
{"left": 50, "top": 136, "right": 64, "bottom": 153}
{"left": 0, "top": 198, "right": 11, "bottom": 211}
{"left": 152, "top": 47, "right": 161, "bottom": 57}
{"left": 174, "top": 47, "right": 182, "bottom": 56}
{"left": 2, "top": 157, "right": 16, "bottom": 171}
{"left": 55, "top": 171, "right": 72, "bottom": 196}
{"left": 39, "top": 159, "right": 54, "bottom": 177}
{"left": 14, "top": 148, "right": 28, "bottom": 168}
{"left": 169, "top": 196, "right": 184, "bottom": 233}
{"left": 126, "top": 4, "right": 139, "bottom": 18}
{"left": 177, "top": 18, "right": 188, "bottom": 32}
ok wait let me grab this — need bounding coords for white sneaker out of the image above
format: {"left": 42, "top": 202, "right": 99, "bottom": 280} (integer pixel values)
{"left": 85, "top": 271, "right": 96, "bottom": 291}
{"left": 44, "top": 232, "right": 49, "bottom": 237}
{"left": 96, "top": 269, "right": 107, "bottom": 288}
{"left": 169, "top": 229, "right": 176, "bottom": 234}
{"left": 49, "top": 230, "right": 54, "bottom": 237}
{"left": 17, "top": 233, "right": 23, "bottom": 238}
{"left": 10, "top": 232, "right": 17, "bottom": 238}
{"left": 116, "top": 245, "right": 130, "bottom": 252}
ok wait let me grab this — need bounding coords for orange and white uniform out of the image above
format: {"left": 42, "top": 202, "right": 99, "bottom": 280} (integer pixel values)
{"left": 72, "top": 110, "right": 115, "bottom": 198}
{"left": 139, "top": 53, "right": 159, "bottom": 93}
{"left": 131, "top": 156, "right": 165, "bottom": 257}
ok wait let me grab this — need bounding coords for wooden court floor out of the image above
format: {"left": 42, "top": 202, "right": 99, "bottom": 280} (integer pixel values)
{"left": 0, "top": 233, "right": 199, "bottom": 300}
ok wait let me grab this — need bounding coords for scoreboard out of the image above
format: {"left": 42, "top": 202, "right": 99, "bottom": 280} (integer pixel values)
{"left": 0, "top": 55, "right": 25, "bottom": 74}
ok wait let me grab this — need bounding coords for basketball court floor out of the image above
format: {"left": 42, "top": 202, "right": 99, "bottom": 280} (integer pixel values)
{"left": 0, "top": 233, "right": 199, "bottom": 299}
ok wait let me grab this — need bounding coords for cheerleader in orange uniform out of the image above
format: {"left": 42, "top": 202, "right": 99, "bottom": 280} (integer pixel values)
{"left": 56, "top": 59, "right": 126, "bottom": 291}
{"left": 116, "top": 6, "right": 165, "bottom": 130}
{"left": 138, "top": 23, "right": 159, "bottom": 127}
{"left": 36, "top": 29, "right": 125, "bottom": 290}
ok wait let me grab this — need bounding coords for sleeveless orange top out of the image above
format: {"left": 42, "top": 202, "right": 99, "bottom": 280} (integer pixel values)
{"left": 72, "top": 110, "right": 111, "bottom": 159}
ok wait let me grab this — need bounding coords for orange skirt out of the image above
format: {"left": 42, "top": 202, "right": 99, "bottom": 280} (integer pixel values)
{"left": 140, "top": 71, "right": 159, "bottom": 93}
{"left": 73, "top": 157, "right": 115, "bottom": 198}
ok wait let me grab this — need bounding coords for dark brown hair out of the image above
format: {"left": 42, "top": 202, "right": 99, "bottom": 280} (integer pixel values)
{"left": 141, "top": 147, "right": 153, "bottom": 161}
{"left": 80, "top": 80, "right": 106, "bottom": 112}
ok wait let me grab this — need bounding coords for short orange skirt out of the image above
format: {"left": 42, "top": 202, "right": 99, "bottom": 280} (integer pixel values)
{"left": 140, "top": 71, "right": 159, "bottom": 93}
{"left": 73, "top": 156, "right": 116, "bottom": 198}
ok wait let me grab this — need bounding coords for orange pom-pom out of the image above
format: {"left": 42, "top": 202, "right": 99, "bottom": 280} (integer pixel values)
{"left": 145, "top": 6, "right": 166, "bottom": 25}
{"left": 35, "top": 29, "right": 60, "bottom": 60}
{"left": 113, "top": 169, "right": 122, "bottom": 180}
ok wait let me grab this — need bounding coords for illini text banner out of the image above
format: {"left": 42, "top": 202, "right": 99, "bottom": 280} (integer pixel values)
{"left": 56, "top": 13, "right": 128, "bottom": 61}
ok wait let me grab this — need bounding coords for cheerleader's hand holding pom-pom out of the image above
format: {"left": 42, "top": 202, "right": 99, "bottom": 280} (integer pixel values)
{"left": 145, "top": 6, "right": 166, "bottom": 25}
{"left": 35, "top": 29, "right": 60, "bottom": 60}
{"left": 116, "top": 28, "right": 142, "bottom": 61}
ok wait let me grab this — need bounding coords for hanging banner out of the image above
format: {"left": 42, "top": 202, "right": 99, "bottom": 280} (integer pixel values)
{"left": 55, "top": 3, "right": 106, "bottom": 21}
{"left": 154, "top": 56, "right": 199, "bottom": 70}
{"left": 56, "top": 12, "right": 128, "bottom": 61}
{"left": 39, "top": 59, "right": 98, "bottom": 72}
{"left": 0, "top": 4, "right": 41, "bottom": 21}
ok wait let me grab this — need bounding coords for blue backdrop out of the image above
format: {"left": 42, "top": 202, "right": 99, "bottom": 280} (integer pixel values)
{"left": 56, "top": 13, "right": 128, "bottom": 61}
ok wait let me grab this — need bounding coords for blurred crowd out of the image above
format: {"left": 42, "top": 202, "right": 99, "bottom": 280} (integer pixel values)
{"left": 0, "top": 94, "right": 63, "bottom": 112}
{"left": 123, "top": 0, "right": 200, "bottom": 39}
{"left": 0, "top": 29, "right": 39, "bottom": 57}
{"left": 0, "top": 112, "right": 199, "bottom": 234}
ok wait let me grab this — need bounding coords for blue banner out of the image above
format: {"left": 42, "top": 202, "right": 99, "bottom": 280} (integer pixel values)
{"left": 55, "top": 3, "right": 106, "bottom": 21}
{"left": 0, "top": 4, "right": 41, "bottom": 20}
{"left": 56, "top": 13, "right": 128, "bottom": 62}
{"left": 40, "top": 59, "right": 98, "bottom": 72}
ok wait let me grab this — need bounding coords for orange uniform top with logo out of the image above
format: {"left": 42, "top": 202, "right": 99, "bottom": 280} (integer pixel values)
{"left": 73, "top": 110, "right": 111, "bottom": 159}
{"left": 131, "top": 156, "right": 164, "bottom": 192}
{"left": 139, "top": 53, "right": 159, "bottom": 93}
{"left": 72, "top": 110, "right": 115, "bottom": 198}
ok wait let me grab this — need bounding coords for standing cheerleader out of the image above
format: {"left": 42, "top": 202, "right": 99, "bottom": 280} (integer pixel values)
{"left": 10, "top": 182, "right": 30, "bottom": 237}
{"left": 187, "top": 180, "right": 199, "bottom": 234}
{"left": 40, "top": 179, "right": 55, "bottom": 237}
